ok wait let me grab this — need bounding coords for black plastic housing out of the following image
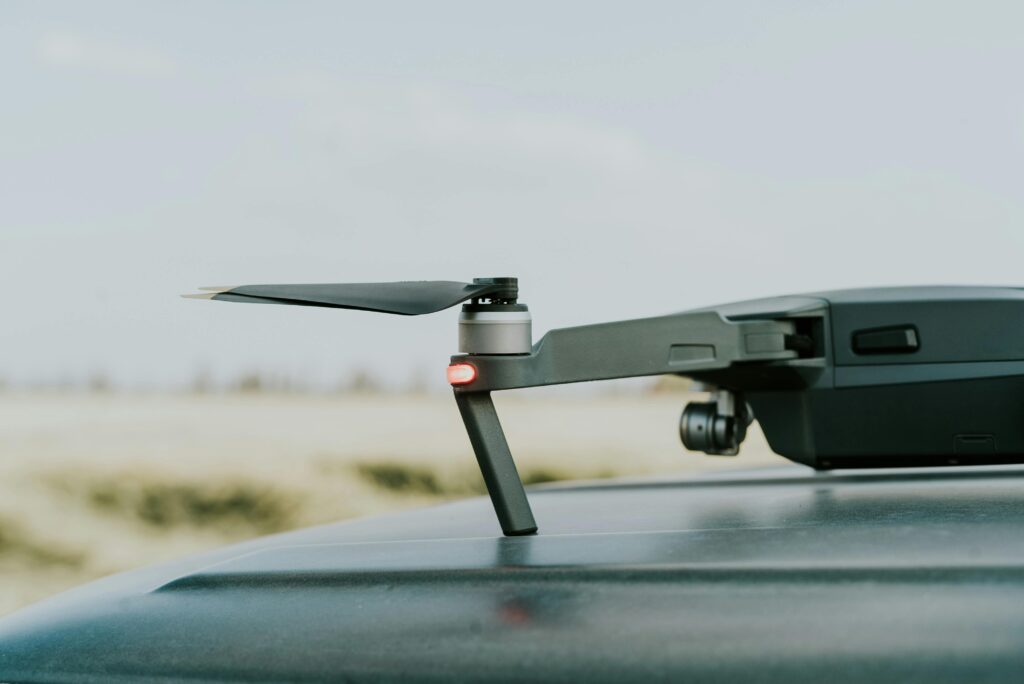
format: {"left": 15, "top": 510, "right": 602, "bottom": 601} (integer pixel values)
{"left": 695, "top": 287, "right": 1024, "bottom": 469}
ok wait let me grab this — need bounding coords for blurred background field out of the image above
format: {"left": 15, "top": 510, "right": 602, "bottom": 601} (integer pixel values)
{"left": 0, "top": 384, "right": 785, "bottom": 616}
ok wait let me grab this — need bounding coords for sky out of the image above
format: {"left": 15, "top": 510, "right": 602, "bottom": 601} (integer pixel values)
{"left": 2, "top": 1, "right": 1023, "bottom": 390}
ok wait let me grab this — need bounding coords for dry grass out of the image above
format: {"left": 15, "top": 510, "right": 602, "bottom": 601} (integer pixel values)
{"left": 0, "top": 391, "right": 786, "bottom": 616}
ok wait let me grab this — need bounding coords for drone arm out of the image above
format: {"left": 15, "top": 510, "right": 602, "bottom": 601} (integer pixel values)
{"left": 453, "top": 311, "right": 799, "bottom": 392}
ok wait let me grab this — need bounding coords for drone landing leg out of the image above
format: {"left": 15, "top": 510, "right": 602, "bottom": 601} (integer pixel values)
{"left": 454, "top": 392, "right": 537, "bottom": 536}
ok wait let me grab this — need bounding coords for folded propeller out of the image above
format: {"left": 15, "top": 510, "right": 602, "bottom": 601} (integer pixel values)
{"left": 183, "top": 277, "right": 519, "bottom": 316}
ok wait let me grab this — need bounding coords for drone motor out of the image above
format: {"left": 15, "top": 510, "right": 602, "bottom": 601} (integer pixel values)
{"left": 458, "top": 278, "right": 532, "bottom": 355}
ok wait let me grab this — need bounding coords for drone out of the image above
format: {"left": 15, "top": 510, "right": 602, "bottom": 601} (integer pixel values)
{"left": 186, "top": 278, "right": 1024, "bottom": 536}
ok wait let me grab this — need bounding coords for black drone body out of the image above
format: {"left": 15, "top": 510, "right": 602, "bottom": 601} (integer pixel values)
{"left": 187, "top": 279, "right": 1024, "bottom": 535}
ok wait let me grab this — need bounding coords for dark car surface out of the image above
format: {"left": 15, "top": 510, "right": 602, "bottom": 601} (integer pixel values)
{"left": 1, "top": 465, "right": 1023, "bottom": 682}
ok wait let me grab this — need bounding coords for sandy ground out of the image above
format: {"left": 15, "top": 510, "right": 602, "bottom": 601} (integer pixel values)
{"left": 0, "top": 391, "right": 786, "bottom": 615}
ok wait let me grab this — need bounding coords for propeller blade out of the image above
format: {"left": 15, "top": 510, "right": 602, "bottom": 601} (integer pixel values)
{"left": 182, "top": 279, "right": 517, "bottom": 316}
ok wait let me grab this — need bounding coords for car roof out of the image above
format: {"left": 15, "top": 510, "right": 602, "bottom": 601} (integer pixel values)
{"left": 3, "top": 464, "right": 1024, "bottom": 682}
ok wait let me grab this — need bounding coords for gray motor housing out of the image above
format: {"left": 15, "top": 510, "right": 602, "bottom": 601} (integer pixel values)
{"left": 458, "top": 304, "right": 532, "bottom": 355}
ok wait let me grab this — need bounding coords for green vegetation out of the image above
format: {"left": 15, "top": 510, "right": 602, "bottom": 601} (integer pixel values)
{"left": 352, "top": 460, "right": 615, "bottom": 497}
{"left": 355, "top": 462, "right": 445, "bottom": 495}
{"left": 48, "top": 460, "right": 611, "bottom": 543}
{"left": 520, "top": 468, "right": 569, "bottom": 486}
{"left": 53, "top": 473, "right": 300, "bottom": 534}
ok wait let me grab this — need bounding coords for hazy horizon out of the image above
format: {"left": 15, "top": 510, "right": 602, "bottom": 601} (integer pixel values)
{"left": 4, "top": 1, "right": 1023, "bottom": 391}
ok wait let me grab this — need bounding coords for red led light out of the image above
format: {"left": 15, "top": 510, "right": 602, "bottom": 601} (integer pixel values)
{"left": 447, "top": 363, "right": 477, "bottom": 386}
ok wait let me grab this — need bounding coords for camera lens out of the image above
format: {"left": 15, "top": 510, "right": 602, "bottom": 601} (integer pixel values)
{"left": 680, "top": 401, "right": 719, "bottom": 452}
{"left": 680, "top": 399, "right": 747, "bottom": 455}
